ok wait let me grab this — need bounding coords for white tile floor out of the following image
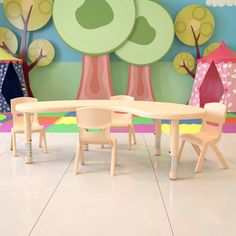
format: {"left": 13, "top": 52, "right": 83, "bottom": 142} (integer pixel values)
{"left": 0, "top": 132, "right": 236, "bottom": 236}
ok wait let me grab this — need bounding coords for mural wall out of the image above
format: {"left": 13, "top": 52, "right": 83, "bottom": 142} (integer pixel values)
{"left": 0, "top": 0, "right": 236, "bottom": 104}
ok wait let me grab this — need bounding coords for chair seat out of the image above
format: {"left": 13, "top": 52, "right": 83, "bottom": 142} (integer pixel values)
{"left": 111, "top": 112, "right": 132, "bottom": 127}
{"left": 111, "top": 119, "right": 131, "bottom": 127}
{"left": 181, "top": 131, "right": 219, "bottom": 145}
{"left": 80, "top": 131, "right": 111, "bottom": 144}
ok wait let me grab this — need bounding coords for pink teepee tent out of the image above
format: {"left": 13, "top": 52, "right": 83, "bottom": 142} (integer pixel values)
{"left": 189, "top": 41, "right": 236, "bottom": 112}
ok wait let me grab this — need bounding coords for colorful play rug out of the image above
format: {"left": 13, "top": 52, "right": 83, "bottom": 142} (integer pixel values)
{"left": 1, "top": 112, "right": 236, "bottom": 133}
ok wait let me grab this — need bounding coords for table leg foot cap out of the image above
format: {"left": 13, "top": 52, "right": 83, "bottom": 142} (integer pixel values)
{"left": 155, "top": 149, "right": 161, "bottom": 156}
{"left": 169, "top": 171, "right": 178, "bottom": 180}
{"left": 25, "top": 157, "right": 32, "bottom": 164}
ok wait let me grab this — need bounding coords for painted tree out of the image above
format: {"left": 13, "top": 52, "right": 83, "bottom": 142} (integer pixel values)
{"left": 53, "top": 0, "right": 136, "bottom": 99}
{"left": 203, "top": 42, "right": 220, "bottom": 57}
{"left": 173, "top": 5, "right": 215, "bottom": 78}
{"left": 0, "top": 27, "right": 18, "bottom": 54}
{"left": 115, "top": 0, "right": 174, "bottom": 101}
{"left": 0, "top": 0, "right": 54, "bottom": 97}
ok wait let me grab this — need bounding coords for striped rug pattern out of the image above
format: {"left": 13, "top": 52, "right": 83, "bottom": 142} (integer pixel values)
{"left": 1, "top": 112, "right": 236, "bottom": 133}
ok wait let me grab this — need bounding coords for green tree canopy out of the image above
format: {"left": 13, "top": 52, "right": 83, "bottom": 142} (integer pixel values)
{"left": 115, "top": 0, "right": 174, "bottom": 65}
{"left": 53, "top": 0, "right": 136, "bottom": 55}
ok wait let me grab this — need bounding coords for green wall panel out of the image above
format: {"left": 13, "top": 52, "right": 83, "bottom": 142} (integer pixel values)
{"left": 110, "top": 62, "right": 129, "bottom": 95}
{"left": 30, "top": 62, "right": 82, "bottom": 100}
{"left": 151, "top": 62, "right": 193, "bottom": 103}
{"left": 115, "top": 0, "right": 174, "bottom": 65}
{"left": 30, "top": 61, "right": 193, "bottom": 104}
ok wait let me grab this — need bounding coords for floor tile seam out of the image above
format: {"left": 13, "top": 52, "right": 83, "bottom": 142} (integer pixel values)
{"left": 61, "top": 144, "right": 153, "bottom": 175}
{"left": 143, "top": 134, "right": 175, "bottom": 236}
{"left": 0, "top": 150, "right": 10, "bottom": 158}
{"left": 180, "top": 156, "right": 236, "bottom": 169}
{"left": 160, "top": 191, "right": 236, "bottom": 195}
{"left": 225, "top": 158, "right": 236, "bottom": 167}
{"left": 57, "top": 135, "right": 159, "bottom": 192}
{"left": 54, "top": 190, "right": 160, "bottom": 194}
{"left": 0, "top": 190, "right": 60, "bottom": 193}
{"left": 167, "top": 145, "right": 236, "bottom": 169}
{"left": 28, "top": 154, "right": 75, "bottom": 236}
{"left": 0, "top": 137, "right": 31, "bottom": 159}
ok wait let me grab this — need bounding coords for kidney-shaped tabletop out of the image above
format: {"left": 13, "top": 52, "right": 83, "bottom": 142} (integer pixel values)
{"left": 16, "top": 100, "right": 205, "bottom": 120}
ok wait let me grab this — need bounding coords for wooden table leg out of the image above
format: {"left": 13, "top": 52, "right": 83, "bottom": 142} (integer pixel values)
{"left": 169, "top": 120, "right": 179, "bottom": 180}
{"left": 155, "top": 119, "right": 162, "bottom": 156}
{"left": 24, "top": 113, "right": 33, "bottom": 164}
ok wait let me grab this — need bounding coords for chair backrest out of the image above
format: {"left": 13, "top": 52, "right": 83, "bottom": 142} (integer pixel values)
{"left": 201, "top": 103, "right": 227, "bottom": 138}
{"left": 110, "top": 95, "right": 134, "bottom": 123}
{"left": 110, "top": 95, "right": 134, "bottom": 101}
{"left": 11, "top": 97, "right": 39, "bottom": 128}
{"left": 204, "top": 103, "right": 227, "bottom": 124}
{"left": 76, "top": 107, "right": 112, "bottom": 129}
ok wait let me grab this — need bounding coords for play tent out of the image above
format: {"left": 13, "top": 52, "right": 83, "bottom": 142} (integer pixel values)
{"left": 0, "top": 48, "right": 27, "bottom": 113}
{"left": 189, "top": 41, "right": 236, "bottom": 112}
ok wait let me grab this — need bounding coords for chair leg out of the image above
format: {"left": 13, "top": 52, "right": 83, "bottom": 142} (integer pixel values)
{"left": 41, "top": 130, "right": 48, "bottom": 153}
{"left": 111, "top": 139, "right": 117, "bottom": 176}
{"left": 80, "top": 144, "right": 85, "bottom": 165}
{"left": 84, "top": 144, "right": 89, "bottom": 151}
{"left": 10, "top": 131, "right": 13, "bottom": 151}
{"left": 101, "top": 129, "right": 106, "bottom": 149}
{"left": 177, "top": 139, "right": 185, "bottom": 163}
{"left": 131, "top": 125, "right": 137, "bottom": 144}
{"left": 128, "top": 125, "right": 132, "bottom": 150}
{"left": 73, "top": 143, "right": 81, "bottom": 175}
{"left": 211, "top": 144, "right": 229, "bottom": 169}
{"left": 192, "top": 144, "right": 201, "bottom": 156}
{"left": 12, "top": 131, "right": 17, "bottom": 156}
{"left": 39, "top": 131, "right": 43, "bottom": 147}
{"left": 192, "top": 144, "right": 208, "bottom": 161}
{"left": 195, "top": 143, "right": 208, "bottom": 173}
{"left": 115, "top": 141, "right": 118, "bottom": 166}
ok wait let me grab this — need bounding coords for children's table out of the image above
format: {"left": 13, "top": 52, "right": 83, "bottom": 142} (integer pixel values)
{"left": 16, "top": 100, "right": 205, "bottom": 180}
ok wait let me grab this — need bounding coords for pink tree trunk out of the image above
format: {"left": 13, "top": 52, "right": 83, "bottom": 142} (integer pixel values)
{"left": 127, "top": 65, "right": 156, "bottom": 101}
{"left": 77, "top": 55, "right": 114, "bottom": 99}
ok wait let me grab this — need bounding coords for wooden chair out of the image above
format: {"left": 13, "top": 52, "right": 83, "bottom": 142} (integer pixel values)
{"left": 10, "top": 97, "right": 47, "bottom": 156}
{"left": 178, "top": 103, "right": 229, "bottom": 173}
{"left": 110, "top": 95, "right": 137, "bottom": 150}
{"left": 73, "top": 107, "right": 117, "bottom": 176}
